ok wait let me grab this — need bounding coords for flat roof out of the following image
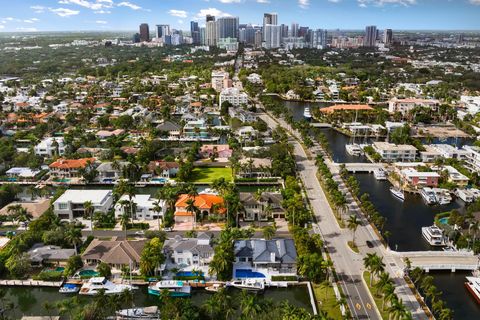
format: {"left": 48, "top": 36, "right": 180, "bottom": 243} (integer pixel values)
{"left": 55, "top": 189, "right": 111, "bottom": 204}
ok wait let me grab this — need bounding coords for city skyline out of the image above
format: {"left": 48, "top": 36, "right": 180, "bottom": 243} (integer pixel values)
{"left": 1, "top": 0, "right": 480, "bottom": 33}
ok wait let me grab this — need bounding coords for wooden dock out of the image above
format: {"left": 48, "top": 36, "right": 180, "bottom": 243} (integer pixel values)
{"left": 0, "top": 279, "right": 62, "bottom": 287}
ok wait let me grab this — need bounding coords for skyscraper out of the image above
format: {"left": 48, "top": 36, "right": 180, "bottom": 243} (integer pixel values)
{"left": 263, "top": 13, "right": 278, "bottom": 41}
{"left": 139, "top": 23, "right": 150, "bottom": 42}
{"left": 217, "top": 17, "right": 239, "bottom": 39}
{"left": 206, "top": 15, "right": 215, "bottom": 22}
{"left": 383, "top": 28, "right": 393, "bottom": 46}
{"left": 191, "top": 21, "right": 200, "bottom": 44}
{"left": 291, "top": 23, "right": 299, "bottom": 37}
{"left": 156, "top": 25, "right": 171, "bottom": 39}
{"left": 364, "top": 25, "right": 377, "bottom": 47}
{"left": 264, "top": 24, "right": 282, "bottom": 49}
{"left": 280, "top": 24, "right": 289, "bottom": 38}
{"left": 206, "top": 17, "right": 217, "bottom": 47}
{"left": 311, "top": 29, "right": 328, "bottom": 48}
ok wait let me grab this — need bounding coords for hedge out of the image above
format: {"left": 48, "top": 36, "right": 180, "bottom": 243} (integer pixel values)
{"left": 271, "top": 275, "right": 298, "bottom": 281}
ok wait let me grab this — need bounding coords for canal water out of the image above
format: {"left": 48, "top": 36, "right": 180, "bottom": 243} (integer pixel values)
{"left": 284, "top": 100, "right": 480, "bottom": 318}
{"left": 1, "top": 285, "right": 312, "bottom": 317}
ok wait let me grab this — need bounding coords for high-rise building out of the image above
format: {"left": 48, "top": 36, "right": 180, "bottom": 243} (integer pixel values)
{"left": 191, "top": 21, "right": 200, "bottom": 44}
{"left": 217, "top": 17, "right": 239, "bottom": 39}
{"left": 200, "top": 27, "right": 206, "bottom": 45}
{"left": 206, "top": 19, "right": 217, "bottom": 46}
{"left": 383, "top": 28, "right": 393, "bottom": 46}
{"left": 206, "top": 15, "right": 215, "bottom": 22}
{"left": 254, "top": 30, "right": 262, "bottom": 48}
{"left": 364, "top": 25, "right": 377, "bottom": 47}
{"left": 264, "top": 24, "right": 282, "bottom": 49}
{"left": 133, "top": 33, "right": 140, "bottom": 43}
{"left": 263, "top": 13, "right": 278, "bottom": 40}
{"left": 291, "top": 23, "right": 299, "bottom": 38}
{"left": 280, "top": 24, "right": 289, "bottom": 38}
{"left": 156, "top": 25, "right": 171, "bottom": 39}
{"left": 139, "top": 23, "right": 150, "bottom": 42}
{"left": 311, "top": 29, "right": 328, "bottom": 48}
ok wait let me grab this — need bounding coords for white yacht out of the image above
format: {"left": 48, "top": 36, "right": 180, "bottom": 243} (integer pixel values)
{"left": 455, "top": 189, "right": 474, "bottom": 203}
{"left": 228, "top": 279, "right": 265, "bottom": 292}
{"left": 205, "top": 283, "right": 225, "bottom": 293}
{"left": 148, "top": 280, "right": 191, "bottom": 297}
{"left": 465, "top": 276, "right": 480, "bottom": 304}
{"left": 303, "top": 107, "right": 312, "bottom": 120}
{"left": 59, "top": 283, "right": 80, "bottom": 294}
{"left": 116, "top": 306, "right": 160, "bottom": 319}
{"left": 422, "top": 225, "right": 446, "bottom": 246}
{"left": 373, "top": 168, "right": 387, "bottom": 180}
{"left": 79, "top": 277, "right": 136, "bottom": 296}
{"left": 345, "top": 144, "right": 363, "bottom": 157}
{"left": 420, "top": 188, "right": 437, "bottom": 205}
{"left": 432, "top": 188, "right": 452, "bottom": 205}
{"left": 390, "top": 187, "right": 405, "bottom": 201}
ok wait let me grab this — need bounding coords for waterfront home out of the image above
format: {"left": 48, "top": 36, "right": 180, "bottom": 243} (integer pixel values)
{"left": 174, "top": 194, "right": 225, "bottom": 224}
{"left": 420, "top": 144, "right": 469, "bottom": 163}
{"left": 372, "top": 142, "right": 417, "bottom": 162}
{"left": 163, "top": 233, "right": 214, "bottom": 271}
{"left": 0, "top": 199, "right": 50, "bottom": 219}
{"left": 237, "top": 158, "right": 272, "bottom": 178}
{"left": 49, "top": 158, "right": 96, "bottom": 178}
{"left": 388, "top": 98, "right": 440, "bottom": 115}
{"left": 5, "top": 167, "right": 41, "bottom": 181}
{"left": 95, "top": 129, "right": 125, "bottom": 139}
{"left": 156, "top": 120, "right": 182, "bottom": 137}
{"left": 400, "top": 168, "right": 440, "bottom": 189}
{"left": 236, "top": 126, "right": 257, "bottom": 141}
{"left": 146, "top": 160, "right": 179, "bottom": 179}
{"left": 199, "top": 144, "right": 232, "bottom": 160}
{"left": 114, "top": 194, "right": 166, "bottom": 221}
{"left": 96, "top": 161, "right": 129, "bottom": 183}
{"left": 53, "top": 189, "right": 113, "bottom": 220}
{"left": 34, "top": 137, "right": 66, "bottom": 157}
{"left": 234, "top": 239, "right": 297, "bottom": 274}
{"left": 27, "top": 244, "right": 76, "bottom": 267}
{"left": 462, "top": 145, "right": 480, "bottom": 174}
{"left": 239, "top": 192, "right": 285, "bottom": 221}
{"left": 320, "top": 104, "right": 373, "bottom": 113}
{"left": 443, "top": 166, "right": 469, "bottom": 187}
{"left": 82, "top": 238, "right": 146, "bottom": 270}
{"left": 183, "top": 119, "right": 209, "bottom": 138}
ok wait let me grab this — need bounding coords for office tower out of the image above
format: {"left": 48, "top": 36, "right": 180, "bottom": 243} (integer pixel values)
{"left": 291, "top": 23, "right": 299, "bottom": 37}
{"left": 239, "top": 28, "right": 246, "bottom": 43}
{"left": 263, "top": 13, "right": 278, "bottom": 40}
{"left": 254, "top": 30, "right": 262, "bottom": 48}
{"left": 133, "top": 33, "right": 140, "bottom": 43}
{"left": 383, "top": 28, "right": 393, "bottom": 45}
{"left": 191, "top": 21, "right": 200, "bottom": 44}
{"left": 280, "top": 24, "right": 289, "bottom": 38}
{"left": 139, "top": 23, "right": 150, "bottom": 42}
{"left": 311, "top": 29, "right": 327, "bottom": 48}
{"left": 200, "top": 27, "right": 206, "bottom": 45}
{"left": 299, "top": 26, "right": 309, "bottom": 38}
{"left": 206, "top": 19, "right": 217, "bottom": 46}
{"left": 217, "top": 16, "right": 239, "bottom": 39}
{"left": 156, "top": 24, "right": 171, "bottom": 39}
{"left": 264, "top": 24, "right": 281, "bottom": 49}
{"left": 245, "top": 25, "right": 257, "bottom": 45}
{"left": 206, "top": 15, "right": 215, "bottom": 22}
{"left": 364, "top": 25, "right": 377, "bottom": 47}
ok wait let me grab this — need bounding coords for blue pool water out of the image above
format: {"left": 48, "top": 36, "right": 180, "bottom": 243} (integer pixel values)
{"left": 78, "top": 270, "right": 99, "bottom": 277}
{"left": 235, "top": 269, "right": 265, "bottom": 278}
{"left": 176, "top": 271, "right": 200, "bottom": 277}
{"left": 438, "top": 217, "right": 449, "bottom": 225}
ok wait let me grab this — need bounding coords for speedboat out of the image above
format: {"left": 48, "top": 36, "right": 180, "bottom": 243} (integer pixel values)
{"left": 420, "top": 188, "right": 437, "bottom": 205}
{"left": 303, "top": 107, "right": 312, "bottom": 120}
{"left": 116, "top": 306, "right": 160, "bottom": 319}
{"left": 390, "top": 187, "right": 405, "bottom": 201}
{"left": 148, "top": 280, "right": 191, "bottom": 297}
{"left": 227, "top": 279, "right": 265, "bottom": 292}
{"left": 79, "top": 277, "right": 136, "bottom": 296}
{"left": 465, "top": 276, "right": 480, "bottom": 304}
{"left": 373, "top": 168, "right": 387, "bottom": 180}
{"left": 59, "top": 283, "right": 80, "bottom": 294}
{"left": 433, "top": 188, "right": 452, "bottom": 205}
{"left": 422, "top": 225, "right": 446, "bottom": 246}
{"left": 205, "top": 283, "right": 225, "bottom": 293}
{"left": 345, "top": 144, "right": 363, "bottom": 157}
{"left": 455, "top": 189, "right": 474, "bottom": 203}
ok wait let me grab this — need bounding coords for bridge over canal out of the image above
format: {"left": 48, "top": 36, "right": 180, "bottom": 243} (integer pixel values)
{"left": 393, "top": 251, "right": 479, "bottom": 272}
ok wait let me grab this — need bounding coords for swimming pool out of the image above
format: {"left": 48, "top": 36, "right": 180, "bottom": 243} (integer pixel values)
{"left": 176, "top": 271, "right": 203, "bottom": 277}
{"left": 438, "top": 217, "right": 449, "bottom": 225}
{"left": 78, "top": 269, "right": 99, "bottom": 277}
{"left": 235, "top": 269, "right": 265, "bottom": 278}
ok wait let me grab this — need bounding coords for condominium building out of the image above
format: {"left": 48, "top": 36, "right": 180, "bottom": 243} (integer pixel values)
{"left": 388, "top": 98, "right": 440, "bottom": 114}
{"left": 372, "top": 142, "right": 417, "bottom": 162}
{"left": 219, "top": 88, "right": 249, "bottom": 107}
{"left": 211, "top": 70, "right": 230, "bottom": 92}
{"left": 53, "top": 189, "right": 113, "bottom": 220}
{"left": 463, "top": 145, "right": 480, "bottom": 174}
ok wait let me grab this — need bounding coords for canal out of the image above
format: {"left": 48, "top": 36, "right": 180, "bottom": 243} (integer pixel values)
{"left": 1, "top": 285, "right": 312, "bottom": 317}
{"left": 284, "top": 100, "right": 480, "bottom": 318}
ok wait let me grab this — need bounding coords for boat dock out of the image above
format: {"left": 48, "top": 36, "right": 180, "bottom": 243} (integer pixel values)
{"left": 0, "top": 279, "right": 62, "bottom": 287}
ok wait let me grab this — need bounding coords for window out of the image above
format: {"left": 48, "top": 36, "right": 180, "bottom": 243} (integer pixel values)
{"left": 58, "top": 203, "right": 68, "bottom": 210}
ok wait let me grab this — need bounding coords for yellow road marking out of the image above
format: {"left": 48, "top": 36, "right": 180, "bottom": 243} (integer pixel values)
{"left": 367, "top": 303, "right": 372, "bottom": 310}
{"left": 356, "top": 303, "right": 361, "bottom": 310}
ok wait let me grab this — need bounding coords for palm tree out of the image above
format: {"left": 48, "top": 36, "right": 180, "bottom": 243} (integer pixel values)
{"left": 363, "top": 253, "right": 385, "bottom": 285}
{"left": 240, "top": 290, "right": 262, "bottom": 318}
{"left": 185, "top": 198, "right": 198, "bottom": 229}
{"left": 262, "top": 224, "right": 276, "bottom": 240}
{"left": 425, "top": 285, "right": 441, "bottom": 304}
{"left": 375, "top": 272, "right": 393, "bottom": 295}
{"left": 83, "top": 201, "right": 94, "bottom": 235}
{"left": 153, "top": 200, "right": 163, "bottom": 231}
{"left": 118, "top": 200, "right": 131, "bottom": 239}
{"left": 387, "top": 298, "right": 408, "bottom": 320}
{"left": 382, "top": 283, "right": 396, "bottom": 311}
{"left": 347, "top": 215, "right": 361, "bottom": 245}
{"left": 65, "top": 225, "right": 82, "bottom": 253}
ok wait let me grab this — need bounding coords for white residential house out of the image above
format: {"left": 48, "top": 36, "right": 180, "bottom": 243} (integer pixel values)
{"left": 463, "top": 145, "right": 480, "bottom": 174}
{"left": 388, "top": 98, "right": 440, "bottom": 114}
{"left": 96, "top": 161, "right": 129, "bottom": 182}
{"left": 34, "top": 137, "right": 66, "bottom": 157}
{"left": 372, "top": 142, "right": 417, "bottom": 162}
{"left": 114, "top": 194, "right": 166, "bottom": 221}
{"left": 458, "top": 95, "right": 480, "bottom": 119}
{"left": 163, "top": 233, "right": 214, "bottom": 268}
{"left": 219, "top": 88, "right": 249, "bottom": 107}
{"left": 53, "top": 190, "right": 113, "bottom": 220}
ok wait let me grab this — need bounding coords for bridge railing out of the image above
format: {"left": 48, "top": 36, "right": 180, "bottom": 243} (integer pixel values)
{"left": 394, "top": 251, "right": 475, "bottom": 257}
{"left": 412, "top": 264, "right": 478, "bottom": 271}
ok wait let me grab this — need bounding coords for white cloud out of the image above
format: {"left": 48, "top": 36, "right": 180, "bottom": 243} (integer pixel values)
{"left": 95, "top": 20, "right": 107, "bottom": 24}
{"left": 193, "top": 8, "right": 232, "bottom": 20}
{"left": 168, "top": 9, "right": 188, "bottom": 18}
{"left": 117, "top": 1, "right": 142, "bottom": 10}
{"left": 357, "top": 0, "right": 417, "bottom": 7}
{"left": 24, "top": 18, "right": 40, "bottom": 24}
{"left": 256, "top": 0, "right": 270, "bottom": 3}
{"left": 218, "top": 0, "right": 242, "bottom": 3}
{"left": 31, "top": 5, "right": 46, "bottom": 13}
{"left": 58, "top": 0, "right": 113, "bottom": 11}
{"left": 94, "top": 10, "right": 111, "bottom": 14}
{"left": 17, "top": 27, "right": 38, "bottom": 32}
{"left": 298, "top": 0, "right": 310, "bottom": 9}
{"left": 49, "top": 8, "right": 80, "bottom": 17}
{"left": 328, "top": 0, "right": 341, "bottom": 3}
{"left": 0, "top": 25, "right": 4, "bottom": 30}
{"left": 469, "top": 0, "right": 480, "bottom": 5}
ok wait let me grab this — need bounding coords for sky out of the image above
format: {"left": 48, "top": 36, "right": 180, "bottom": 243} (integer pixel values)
{"left": 0, "top": 0, "right": 480, "bottom": 33}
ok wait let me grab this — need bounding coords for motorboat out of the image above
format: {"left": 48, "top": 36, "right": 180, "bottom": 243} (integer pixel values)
{"left": 79, "top": 277, "right": 136, "bottom": 296}
{"left": 422, "top": 225, "right": 446, "bottom": 246}
{"left": 205, "top": 283, "right": 225, "bottom": 293}
{"left": 345, "top": 144, "right": 363, "bottom": 157}
{"left": 420, "top": 188, "right": 437, "bottom": 205}
{"left": 373, "top": 168, "right": 387, "bottom": 180}
{"left": 116, "top": 306, "right": 160, "bottom": 319}
{"left": 148, "top": 280, "right": 191, "bottom": 297}
{"left": 227, "top": 279, "right": 265, "bottom": 292}
{"left": 389, "top": 187, "right": 405, "bottom": 201}
{"left": 455, "top": 189, "right": 474, "bottom": 203}
{"left": 433, "top": 188, "right": 452, "bottom": 205}
{"left": 59, "top": 283, "right": 80, "bottom": 294}
{"left": 303, "top": 107, "right": 312, "bottom": 120}
{"left": 465, "top": 276, "right": 480, "bottom": 304}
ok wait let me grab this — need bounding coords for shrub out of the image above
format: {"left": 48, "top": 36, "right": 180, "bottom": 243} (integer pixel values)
{"left": 271, "top": 275, "right": 298, "bottom": 281}
{"left": 33, "top": 270, "right": 63, "bottom": 281}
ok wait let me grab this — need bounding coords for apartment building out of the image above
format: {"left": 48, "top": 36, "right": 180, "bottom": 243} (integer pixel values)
{"left": 388, "top": 98, "right": 440, "bottom": 114}
{"left": 219, "top": 88, "right": 249, "bottom": 107}
{"left": 372, "top": 142, "right": 417, "bottom": 162}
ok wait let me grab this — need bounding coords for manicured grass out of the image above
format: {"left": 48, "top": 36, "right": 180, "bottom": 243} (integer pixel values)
{"left": 347, "top": 241, "right": 359, "bottom": 253}
{"left": 362, "top": 271, "right": 389, "bottom": 320}
{"left": 190, "top": 167, "right": 233, "bottom": 183}
{"left": 313, "top": 282, "right": 343, "bottom": 320}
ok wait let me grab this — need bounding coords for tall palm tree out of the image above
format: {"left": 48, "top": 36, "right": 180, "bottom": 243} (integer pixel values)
{"left": 363, "top": 253, "right": 385, "bottom": 285}
{"left": 375, "top": 272, "right": 393, "bottom": 295}
{"left": 83, "top": 201, "right": 94, "bottom": 235}
{"left": 65, "top": 225, "right": 82, "bottom": 253}
{"left": 262, "top": 224, "right": 276, "bottom": 240}
{"left": 240, "top": 290, "right": 262, "bottom": 318}
{"left": 387, "top": 298, "right": 408, "bottom": 320}
{"left": 185, "top": 198, "right": 198, "bottom": 228}
{"left": 347, "top": 215, "right": 361, "bottom": 245}
{"left": 118, "top": 200, "right": 131, "bottom": 239}
{"left": 153, "top": 200, "right": 163, "bottom": 231}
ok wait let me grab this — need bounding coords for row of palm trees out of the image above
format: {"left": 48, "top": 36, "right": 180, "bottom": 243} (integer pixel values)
{"left": 363, "top": 253, "right": 412, "bottom": 320}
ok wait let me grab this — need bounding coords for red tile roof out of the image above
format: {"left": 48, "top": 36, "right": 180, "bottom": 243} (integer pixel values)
{"left": 49, "top": 158, "right": 95, "bottom": 169}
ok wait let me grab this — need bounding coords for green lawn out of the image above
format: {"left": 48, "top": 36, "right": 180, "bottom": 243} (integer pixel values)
{"left": 362, "top": 271, "right": 389, "bottom": 320}
{"left": 313, "top": 283, "right": 343, "bottom": 320}
{"left": 190, "top": 167, "right": 233, "bottom": 183}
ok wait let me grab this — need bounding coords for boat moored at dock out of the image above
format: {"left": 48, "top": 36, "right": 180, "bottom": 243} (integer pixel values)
{"left": 79, "top": 277, "right": 136, "bottom": 296}
{"left": 148, "top": 280, "right": 191, "bottom": 297}
{"left": 227, "top": 279, "right": 265, "bottom": 292}
{"left": 422, "top": 225, "right": 446, "bottom": 246}
{"left": 421, "top": 187, "right": 437, "bottom": 205}
{"left": 389, "top": 187, "right": 405, "bottom": 201}
{"left": 465, "top": 276, "right": 480, "bottom": 304}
